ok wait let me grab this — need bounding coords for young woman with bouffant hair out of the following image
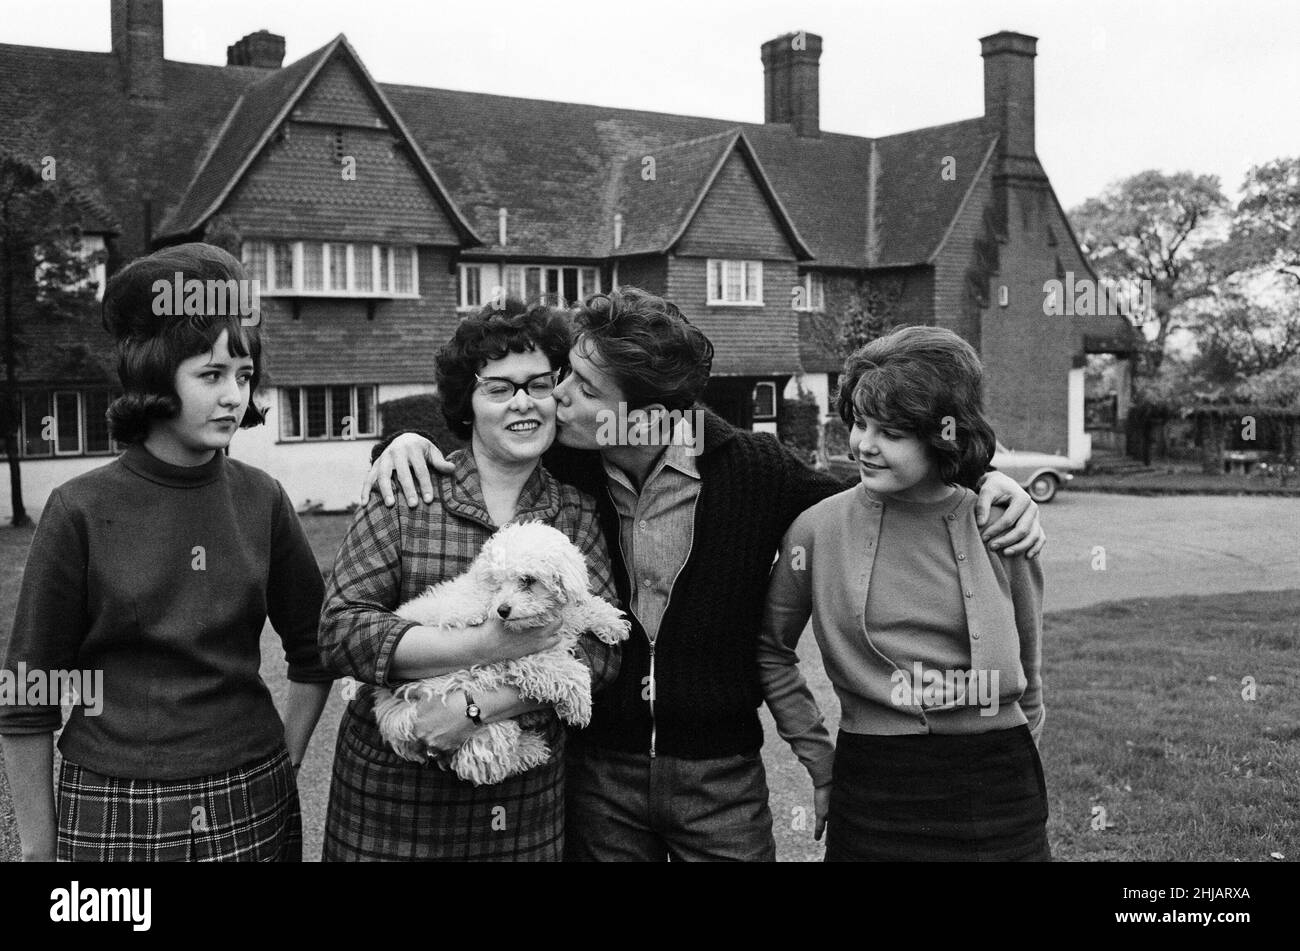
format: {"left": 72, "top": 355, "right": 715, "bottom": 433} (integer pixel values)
{"left": 759, "top": 324, "right": 1049, "bottom": 862}
{"left": 0, "top": 242, "right": 334, "bottom": 862}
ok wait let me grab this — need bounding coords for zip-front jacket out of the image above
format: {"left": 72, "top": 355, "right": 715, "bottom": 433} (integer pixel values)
{"left": 375, "top": 412, "right": 847, "bottom": 760}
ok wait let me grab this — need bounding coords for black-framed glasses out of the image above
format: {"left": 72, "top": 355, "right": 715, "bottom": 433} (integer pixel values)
{"left": 474, "top": 369, "right": 560, "bottom": 403}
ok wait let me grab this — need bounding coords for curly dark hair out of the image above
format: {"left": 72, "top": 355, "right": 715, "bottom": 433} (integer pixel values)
{"left": 436, "top": 298, "right": 573, "bottom": 440}
{"left": 571, "top": 287, "right": 713, "bottom": 412}
{"left": 836, "top": 325, "right": 996, "bottom": 489}
{"left": 102, "top": 242, "right": 265, "bottom": 445}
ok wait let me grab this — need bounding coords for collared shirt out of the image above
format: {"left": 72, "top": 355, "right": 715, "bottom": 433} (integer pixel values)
{"left": 602, "top": 419, "right": 701, "bottom": 644}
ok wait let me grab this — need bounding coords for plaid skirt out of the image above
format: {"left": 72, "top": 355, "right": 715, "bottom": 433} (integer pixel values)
{"left": 323, "top": 702, "right": 564, "bottom": 862}
{"left": 825, "top": 724, "right": 1050, "bottom": 862}
{"left": 57, "top": 747, "right": 302, "bottom": 862}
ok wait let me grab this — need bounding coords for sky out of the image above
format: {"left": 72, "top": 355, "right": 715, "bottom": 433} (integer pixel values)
{"left": 2, "top": 0, "right": 1298, "bottom": 209}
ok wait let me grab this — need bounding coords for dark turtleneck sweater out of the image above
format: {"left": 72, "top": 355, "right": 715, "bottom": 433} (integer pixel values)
{"left": 0, "top": 444, "right": 334, "bottom": 779}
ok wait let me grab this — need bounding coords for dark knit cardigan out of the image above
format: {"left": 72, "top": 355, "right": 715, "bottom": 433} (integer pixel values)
{"left": 374, "top": 411, "right": 846, "bottom": 759}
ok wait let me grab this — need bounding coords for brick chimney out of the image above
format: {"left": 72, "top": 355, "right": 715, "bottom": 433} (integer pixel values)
{"left": 761, "top": 31, "right": 822, "bottom": 138}
{"left": 980, "top": 31, "right": 1037, "bottom": 159}
{"left": 228, "top": 30, "right": 286, "bottom": 69}
{"left": 111, "top": 0, "right": 164, "bottom": 101}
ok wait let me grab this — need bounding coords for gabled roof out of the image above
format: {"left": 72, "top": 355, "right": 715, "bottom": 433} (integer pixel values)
{"left": 156, "top": 35, "right": 480, "bottom": 245}
{"left": 612, "top": 128, "right": 811, "bottom": 259}
{"left": 0, "top": 35, "right": 1074, "bottom": 272}
{"left": 871, "top": 118, "right": 1001, "bottom": 267}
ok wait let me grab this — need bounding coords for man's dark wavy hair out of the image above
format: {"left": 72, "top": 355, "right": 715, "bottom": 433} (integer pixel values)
{"left": 571, "top": 287, "right": 714, "bottom": 412}
{"left": 436, "top": 298, "right": 572, "bottom": 440}
{"left": 837, "top": 325, "right": 996, "bottom": 489}
{"left": 101, "top": 242, "right": 264, "bottom": 445}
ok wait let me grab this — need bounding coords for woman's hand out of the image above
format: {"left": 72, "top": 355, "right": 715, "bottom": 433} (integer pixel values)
{"left": 974, "top": 471, "right": 1046, "bottom": 558}
{"left": 412, "top": 690, "right": 479, "bottom": 757}
{"left": 362, "top": 433, "right": 453, "bottom": 508}
{"left": 475, "top": 615, "right": 564, "bottom": 664}
{"left": 814, "top": 784, "right": 831, "bottom": 841}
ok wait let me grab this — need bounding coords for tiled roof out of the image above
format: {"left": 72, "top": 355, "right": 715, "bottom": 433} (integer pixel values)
{"left": 156, "top": 42, "right": 331, "bottom": 239}
{"left": 1, "top": 36, "right": 1011, "bottom": 270}
{"left": 0, "top": 42, "right": 266, "bottom": 252}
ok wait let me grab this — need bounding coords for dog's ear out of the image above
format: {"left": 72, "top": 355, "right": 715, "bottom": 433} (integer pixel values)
{"left": 551, "top": 546, "right": 591, "bottom": 600}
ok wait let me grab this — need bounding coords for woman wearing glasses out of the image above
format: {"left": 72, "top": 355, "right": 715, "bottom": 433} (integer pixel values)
{"left": 318, "top": 299, "right": 622, "bottom": 861}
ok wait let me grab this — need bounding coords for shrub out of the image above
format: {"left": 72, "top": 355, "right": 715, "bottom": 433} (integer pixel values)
{"left": 377, "top": 393, "right": 467, "bottom": 455}
{"left": 778, "top": 386, "right": 822, "bottom": 467}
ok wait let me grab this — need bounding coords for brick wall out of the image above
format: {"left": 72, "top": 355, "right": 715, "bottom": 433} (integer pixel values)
{"left": 667, "top": 256, "right": 800, "bottom": 375}
{"left": 259, "top": 247, "right": 457, "bottom": 387}
{"left": 979, "top": 182, "right": 1077, "bottom": 454}
{"left": 614, "top": 255, "right": 668, "bottom": 295}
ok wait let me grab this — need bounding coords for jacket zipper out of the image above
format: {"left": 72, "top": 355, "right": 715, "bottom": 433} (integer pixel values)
{"left": 608, "top": 483, "right": 700, "bottom": 759}
{"left": 649, "top": 488, "right": 700, "bottom": 759}
{"left": 648, "top": 643, "right": 657, "bottom": 757}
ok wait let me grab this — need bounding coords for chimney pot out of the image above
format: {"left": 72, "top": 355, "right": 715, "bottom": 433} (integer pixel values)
{"left": 227, "top": 30, "right": 286, "bottom": 69}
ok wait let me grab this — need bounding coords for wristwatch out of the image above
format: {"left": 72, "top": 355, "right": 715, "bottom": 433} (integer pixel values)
{"left": 464, "top": 693, "right": 483, "bottom": 725}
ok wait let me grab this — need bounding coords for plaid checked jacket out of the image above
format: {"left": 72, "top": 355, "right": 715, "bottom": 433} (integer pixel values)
{"left": 319, "top": 447, "right": 622, "bottom": 698}
{"left": 317, "top": 449, "right": 622, "bottom": 861}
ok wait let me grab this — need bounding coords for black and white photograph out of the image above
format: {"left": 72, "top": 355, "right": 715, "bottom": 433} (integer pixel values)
{"left": 0, "top": 0, "right": 1295, "bottom": 913}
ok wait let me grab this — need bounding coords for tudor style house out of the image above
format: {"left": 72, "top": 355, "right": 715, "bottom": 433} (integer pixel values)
{"left": 0, "top": 0, "right": 1133, "bottom": 515}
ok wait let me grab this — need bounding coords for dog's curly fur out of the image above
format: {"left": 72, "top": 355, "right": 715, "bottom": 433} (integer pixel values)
{"left": 372, "top": 521, "right": 630, "bottom": 786}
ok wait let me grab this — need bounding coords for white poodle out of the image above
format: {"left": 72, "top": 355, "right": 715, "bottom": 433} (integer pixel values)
{"left": 372, "top": 520, "right": 630, "bottom": 786}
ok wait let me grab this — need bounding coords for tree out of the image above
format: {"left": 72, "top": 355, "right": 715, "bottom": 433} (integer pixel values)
{"left": 1070, "top": 170, "right": 1230, "bottom": 374}
{"left": 1184, "top": 158, "right": 1300, "bottom": 384}
{"left": 803, "top": 275, "right": 905, "bottom": 360}
{"left": 1228, "top": 157, "right": 1300, "bottom": 288}
{"left": 0, "top": 151, "right": 105, "bottom": 526}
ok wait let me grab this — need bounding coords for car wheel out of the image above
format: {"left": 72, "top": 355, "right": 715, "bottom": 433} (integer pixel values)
{"left": 1028, "top": 474, "right": 1058, "bottom": 503}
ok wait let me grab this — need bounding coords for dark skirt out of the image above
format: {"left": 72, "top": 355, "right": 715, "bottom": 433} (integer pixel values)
{"left": 826, "top": 724, "right": 1049, "bottom": 862}
{"left": 56, "top": 747, "right": 301, "bottom": 862}
{"left": 322, "top": 703, "right": 564, "bottom": 862}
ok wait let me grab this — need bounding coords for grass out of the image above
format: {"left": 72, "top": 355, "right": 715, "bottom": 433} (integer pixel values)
{"left": 1037, "top": 591, "right": 1298, "bottom": 861}
{"left": 1, "top": 511, "right": 1296, "bottom": 861}
{"left": 1069, "top": 470, "right": 1300, "bottom": 496}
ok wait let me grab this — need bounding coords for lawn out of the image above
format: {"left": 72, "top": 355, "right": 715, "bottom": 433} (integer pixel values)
{"left": 1, "top": 512, "right": 1296, "bottom": 861}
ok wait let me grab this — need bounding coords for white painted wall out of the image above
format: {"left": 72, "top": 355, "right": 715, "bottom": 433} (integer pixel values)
{"left": 1, "top": 383, "right": 438, "bottom": 521}
{"left": 783, "top": 372, "right": 831, "bottom": 418}
{"left": 1067, "top": 367, "right": 1092, "bottom": 466}
{"left": 1, "top": 456, "right": 115, "bottom": 522}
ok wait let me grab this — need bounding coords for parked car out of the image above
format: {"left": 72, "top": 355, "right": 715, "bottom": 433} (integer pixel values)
{"left": 990, "top": 442, "right": 1076, "bottom": 502}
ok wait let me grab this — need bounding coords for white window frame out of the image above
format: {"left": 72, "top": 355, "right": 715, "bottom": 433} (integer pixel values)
{"left": 278, "top": 384, "right": 379, "bottom": 442}
{"left": 793, "top": 271, "right": 825, "bottom": 312}
{"left": 492, "top": 263, "right": 600, "bottom": 307}
{"left": 244, "top": 242, "right": 419, "bottom": 299}
{"left": 752, "top": 381, "right": 778, "bottom": 421}
{"left": 707, "top": 259, "right": 764, "bottom": 306}
{"left": 17, "top": 389, "right": 119, "bottom": 458}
